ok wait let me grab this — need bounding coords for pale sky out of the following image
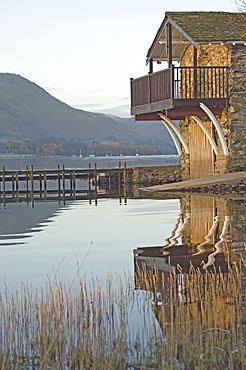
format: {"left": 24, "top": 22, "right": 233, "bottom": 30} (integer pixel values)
{"left": 0, "top": 0, "right": 236, "bottom": 117}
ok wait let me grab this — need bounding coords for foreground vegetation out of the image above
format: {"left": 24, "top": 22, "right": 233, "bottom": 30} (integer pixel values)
{"left": 0, "top": 262, "right": 245, "bottom": 369}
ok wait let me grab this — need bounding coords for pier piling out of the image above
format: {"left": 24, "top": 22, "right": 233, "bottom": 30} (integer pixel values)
{"left": 0, "top": 163, "right": 132, "bottom": 204}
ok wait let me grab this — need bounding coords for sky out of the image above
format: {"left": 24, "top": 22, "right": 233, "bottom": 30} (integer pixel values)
{"left": 0, "top": 0, "right": 237, "bottom": 118}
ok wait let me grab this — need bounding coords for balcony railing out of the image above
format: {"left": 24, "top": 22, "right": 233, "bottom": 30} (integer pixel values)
{"left": 131, "top": 66, "right": 229, "bottom": 109}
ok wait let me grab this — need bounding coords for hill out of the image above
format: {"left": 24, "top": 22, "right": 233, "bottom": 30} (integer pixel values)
{"left": 108, "top": 115, "right": 177, "bottom": 154}
{"left": 0, "top": 73, "right": 146, "bottom": 143}
{"left": 0, "top": 73, "right": 176, "bottom": 154}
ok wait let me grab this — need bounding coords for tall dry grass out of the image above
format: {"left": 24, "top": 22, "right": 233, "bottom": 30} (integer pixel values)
{"left": 0, "top": 262, "right": 245, "bottom": 369}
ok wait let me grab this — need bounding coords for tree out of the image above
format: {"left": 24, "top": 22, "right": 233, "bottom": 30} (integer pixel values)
{"left": 232, "top": 0, "right": 246, "bottom": 11}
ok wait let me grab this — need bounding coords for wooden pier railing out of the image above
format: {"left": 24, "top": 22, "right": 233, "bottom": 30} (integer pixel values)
{"left": 0, "top": 163, "right": 131, "bottom": 206}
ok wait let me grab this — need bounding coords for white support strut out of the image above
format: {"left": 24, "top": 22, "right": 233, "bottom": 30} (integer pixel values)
{"left": 203, "top": 216, "right": 230, "bottom": 269}
{"left": 191, "top": 116, "right": 218, "bottom": 155}
{"left": 199, "top": 103, "right": 229, "bottom": 156}
{"left": 160, "top": 119, "right": 182, "bottom": 155}
{"left": 159, "top": 114, "right": 190, "bottom": 154}
{"left": 193, "top": 216, "right": 219, "bottom": 256}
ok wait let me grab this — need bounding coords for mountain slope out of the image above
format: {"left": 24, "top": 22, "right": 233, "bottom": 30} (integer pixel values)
{"left": 109, "top": 116, "right": 177, "bottom": 154}
{"left": 0, "top": 73, "right": 146, "bottom": 143}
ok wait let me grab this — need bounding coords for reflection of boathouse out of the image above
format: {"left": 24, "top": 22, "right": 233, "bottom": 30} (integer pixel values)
{"left": 135, "top": 195, "right": 246, "bottom": 280}
{"left": 134, "top": 195, "right": 246, "bottom": 329}
{"left": 131, "top": 12, "right": 246, "bottom": 180}
{"left": 134, "top": 196, "right": 232, "bottom": 280}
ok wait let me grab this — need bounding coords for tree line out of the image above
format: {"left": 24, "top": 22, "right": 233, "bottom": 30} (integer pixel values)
{"left": 0, "top": 139, "right": 160, "bottom": 156}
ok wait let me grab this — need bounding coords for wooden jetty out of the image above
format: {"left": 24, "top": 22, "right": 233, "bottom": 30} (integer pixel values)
{"left": 0, "top": 163, "right": 131, "bottom": 206}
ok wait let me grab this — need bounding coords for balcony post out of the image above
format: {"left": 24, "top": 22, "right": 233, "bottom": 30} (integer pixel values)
{"left": 130, "top": 78, "right": 133, "bottom": 108}
{"left": 149, "top": 59, "right": 153, "bottom": 74}
{"left": 148, "top": 59, "right": 153, "bottom": 104}
{"left": 170, "top": 65, "right": 174, "bottom": 100}
{"left": 167, "top": 23, "right": 173, "bottom": 67}
{"left": 148, "top": 73, "right": 151, "bottom": 103}
{"left": 193, "top": 46, "right": 198, "bottom": 99}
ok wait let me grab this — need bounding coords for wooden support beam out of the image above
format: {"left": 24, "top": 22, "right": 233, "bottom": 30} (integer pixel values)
{"left": 25, "top": 165, "right": 29, "bottom": 199}
{"left": 149, "top": 59, "right": 153, "bottom": 74}
{"left": 167, "top": 23, "right": 172, "bottom": 68}
{"left": 193, "top": 46, "right": 198, "bottom": 99}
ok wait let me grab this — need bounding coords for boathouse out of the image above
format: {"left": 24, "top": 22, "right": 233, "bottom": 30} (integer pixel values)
{"left": 130, "top": 12, "right": 246, "bottom": 180}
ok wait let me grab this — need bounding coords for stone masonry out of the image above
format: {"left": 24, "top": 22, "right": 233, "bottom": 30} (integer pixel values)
{"left": 179, "top": 43, "right": 246, "bottom": 180}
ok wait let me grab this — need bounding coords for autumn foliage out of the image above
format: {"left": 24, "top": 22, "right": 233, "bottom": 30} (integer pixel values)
{"left": 1, "top": 139, "right": 160, "bottom": 156}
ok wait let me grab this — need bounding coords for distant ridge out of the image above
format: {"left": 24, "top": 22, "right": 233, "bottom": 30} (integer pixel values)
{"left": 108, "top": 115, "right": 177, "bottom": 154}
{"left": 0, "top": 73, "right": 145, "bottom": 143}
{"left": 0, "top": 73, "right": 176, "bottom": 153}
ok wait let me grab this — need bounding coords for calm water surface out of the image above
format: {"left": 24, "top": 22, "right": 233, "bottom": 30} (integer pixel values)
{"left": 0, "top": 197, "right": 180, "bottom": 291}
{"left": 1, "top": 155, "right": 245, "bottom": 297}
{"left": 1, "top": 192, "right": 246, "bottom": 294}
{"left": 0, "top": 154, "right": 179, "bottom": 170}
{"left": 0, "top": 155, "right": 180, "bottom": 292}
{"left": 1, "top": 155, "right": 246, "bottom": 367}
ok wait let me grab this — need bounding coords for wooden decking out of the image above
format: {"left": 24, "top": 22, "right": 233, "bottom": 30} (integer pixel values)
{"left": 144, "top": 171, "right": 246, "bottom": 192}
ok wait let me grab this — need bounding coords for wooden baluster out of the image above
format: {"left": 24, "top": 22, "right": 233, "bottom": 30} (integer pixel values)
{"left": 193, "top": 46, "right": 198, "bottom": 99}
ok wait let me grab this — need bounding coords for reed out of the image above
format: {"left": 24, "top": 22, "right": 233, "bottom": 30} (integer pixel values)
{"left": 0, "top": 262, "right": 245, "bottom": 369}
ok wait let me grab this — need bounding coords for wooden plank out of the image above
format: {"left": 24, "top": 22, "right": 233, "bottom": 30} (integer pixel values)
{"left": 133, "top": 98, "right": 227, "bottom": 120}
{"left": 190, "top": 195, "right": 215, "bottom": 245}
{"left": 189, "top": 120, "right": 214, "bottom": 179}
{"left": 168, "top": 23, "right": 172, "bottom": 67}
{"left": 131, "top": 99, "right": 173, "bottom": 116}
{"left": 193, "top": 47, "right": 198, "bottom": 99}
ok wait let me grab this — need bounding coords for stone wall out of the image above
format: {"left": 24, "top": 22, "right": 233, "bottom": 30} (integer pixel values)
{"left": 180, "top": 44, "right": 229, "bottom": 67}
{"left": 132, "top": 164, "right": 181, "bottom": 186}
{"left": 227, "top": 44, "right": 246, "bottom": 172}
{"left": 179, "top": 43, "right": 246, "bottom": 179}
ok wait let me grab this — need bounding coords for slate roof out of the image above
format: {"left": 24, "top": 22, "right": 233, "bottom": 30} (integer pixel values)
{"left": 146, "top": 12, "right": 246, "bottom": 63}
{"left": 166, "top": 12, "right": 246, "bottom": 42}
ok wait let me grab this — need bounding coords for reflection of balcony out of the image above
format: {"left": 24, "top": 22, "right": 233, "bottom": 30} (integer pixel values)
{"left": 130, "top": 66, "right": 229, "bottom": 120}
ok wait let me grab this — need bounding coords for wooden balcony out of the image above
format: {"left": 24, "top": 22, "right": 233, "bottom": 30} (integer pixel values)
{"left": 130, "top": 66, "right": 229, "bottom": 120}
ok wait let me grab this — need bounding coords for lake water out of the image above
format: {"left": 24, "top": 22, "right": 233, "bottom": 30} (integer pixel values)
{"left": 1, "top": 155, "right": 246, "bottom": 368}
{"left": 0, "top": 198, "right": 180, "bottom": 291}
{"left": 0, "top": 155, "right": 180, "bottom": 292}
{"left": 1, "top": 155, "right": 246, "bottom": 294}
{"left": 0, "top": 154, "right": 179, "bottom": 171}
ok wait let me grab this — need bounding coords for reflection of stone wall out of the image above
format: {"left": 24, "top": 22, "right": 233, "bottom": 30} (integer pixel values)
{"left": 226, "top": 199, "right": 246, "bottom": 264}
